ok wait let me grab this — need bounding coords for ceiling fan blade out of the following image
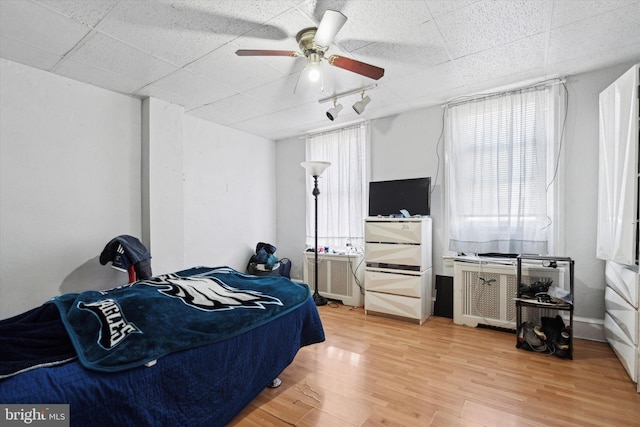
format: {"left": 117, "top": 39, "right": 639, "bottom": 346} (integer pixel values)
{"left": 235, "top": 50, "right": 300, "bottom": 57}
{"left": 313, "top": 10, "right": 347, "bottom": 47}
{"left": 328, "top": 55, "right": 385, "bottom": 80}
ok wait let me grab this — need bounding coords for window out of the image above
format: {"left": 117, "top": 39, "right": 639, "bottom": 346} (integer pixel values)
{"left": 446, "top": 83, "right": 565, "bottom": 255}
{"left": 304, "top": 124, "right": 368, "bottom": 249}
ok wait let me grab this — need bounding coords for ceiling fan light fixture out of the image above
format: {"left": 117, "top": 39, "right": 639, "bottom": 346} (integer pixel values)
{"left": 353, "top": 93, "right": 371, "bottom": 115}
{"left": 326, "top": 99, "right": 343, "bottom": 121}
{"left": 236, "top": 11, "right": 385, "bottom": 83}
{"left": 307, "top": 53, "right": 322, "bottom": 82}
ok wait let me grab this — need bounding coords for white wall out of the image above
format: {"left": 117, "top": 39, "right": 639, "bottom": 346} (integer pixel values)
{"left": 276, "top": 59, "right": 640, "bottom": 335}
{"left": 142, "top": 98, "right": 185, "bottom": 274}
{"left": 182, "top": 115, "right": 276, "bottom": 270}
{"left": 274, "top": 137, "right": 307, "bottom": 279}
{"left": 562, "top": 60, "right": 640, "bottom": 327}
{"left": 0, "top": 59, "right": 278, "bottom": 319}
{"left": 0, "top": 58, "right": 141, "bottom": 318}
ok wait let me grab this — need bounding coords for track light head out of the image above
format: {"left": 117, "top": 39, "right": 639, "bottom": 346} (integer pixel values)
{"left": 352, "top": 94, "right": 371, "bottom": 115}
{"left": 326, "top": 100, "right": 343, "bottom": 121}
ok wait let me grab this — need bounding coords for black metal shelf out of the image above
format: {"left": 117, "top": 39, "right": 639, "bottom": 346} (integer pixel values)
{"left": 515, "top": 255, "right": 574, "bottom": 359}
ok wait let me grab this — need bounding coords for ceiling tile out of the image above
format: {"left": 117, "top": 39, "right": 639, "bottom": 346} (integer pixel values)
{"left": 0, "top": 36, "right": 62, "bottom": 70}
{"left": 424, "top": 0, "right": 480, "bottom": 18}
{"left": 383, "top": 61, "right": 464, "bottom": 102}
{"left": 0, "top": 0, "right": 92, "bottom": 56}
{"left": 329, "top": 0, "right": 432, "bottom": 44}
{"left": 186, "top": 42, "right": 287, "bottom": 93}
{"left": 454, "top": 34, "right": 546, "bottom": 85}
{"left": 140, "top": 69, "right": 237, "bottom": 110}
{"left": 242, "top": 72, "right": 323, "bottom": 112}
{"left": 188, "top": 92, "right": 273, "bottom": 125}
{"left": 546, "top": 42, "right": 640, "bottom": 78}
{"left": 550, "top": 0, "right": 636, "bottom": 29}
{"left": 67, "top": 32, "right": 179, "bottom": 84}
{"left": 437, "top": 0, "right": 551, "bottom": 60}
{"left": 33, "top": 0, "right": 119, "bottom": 28}
{"left": 55, "top": 59, "right": 148, "bottom": 94}
{"left": 547, "top": 3, "right": 640, "bottom": 66}
{"left": 93, "top": 0, "right": 235, "bottom": 66}
{"left": 348, "top": 20, "right": 450, "bottom": 79}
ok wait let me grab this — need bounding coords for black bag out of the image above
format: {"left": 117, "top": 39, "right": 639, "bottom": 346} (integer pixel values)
{"left": 278, "top": 258, "right": 291, "bottom": 279}
{"left": 246, "top": 242, "right": 291, "bottom": 279}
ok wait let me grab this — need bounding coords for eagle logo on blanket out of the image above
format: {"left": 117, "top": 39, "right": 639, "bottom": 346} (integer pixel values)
{"left": 143, "top": 274, "right": 283, "bottom": 311}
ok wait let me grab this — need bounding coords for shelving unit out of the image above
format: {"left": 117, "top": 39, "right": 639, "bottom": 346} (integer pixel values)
{"left": 515, "top": 255, "right": 574, "bottom": 359}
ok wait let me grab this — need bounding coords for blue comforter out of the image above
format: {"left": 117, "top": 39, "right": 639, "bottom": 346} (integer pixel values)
{"left": 0, "top": 287, "right": 325, "bottom": 427}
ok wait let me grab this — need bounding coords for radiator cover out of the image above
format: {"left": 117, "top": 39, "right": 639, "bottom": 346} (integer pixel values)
{"left": 453, "top": 259, "right": 563, "bottom": 329}
{"left": 303, "top": 252, "right": 364, "bottom": 307}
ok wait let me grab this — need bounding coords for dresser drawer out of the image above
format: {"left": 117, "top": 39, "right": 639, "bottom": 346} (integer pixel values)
{"left": 604, "top": 312, "right": 638, "bottom": 383}
{"left": 365, "top": 290, "right": 428, "bottom": 324}
{"left": 605, "top": 261, "right": 639, "bottom": 308}
{"left": 365, "top": 243, "right": 429, "bottom": 269}
{"left": 365, "top": 220, "right": 425, "bottom": 244}
{"left": 605, "top": 286, "right": 639, "bottom": 346}
{"left": 365, "top": 269, "right": 424, "bottom": 297}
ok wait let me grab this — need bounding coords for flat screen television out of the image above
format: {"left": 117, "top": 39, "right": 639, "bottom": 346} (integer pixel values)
{"left": 368, "top": 177, "right": 431, "bottom": 217}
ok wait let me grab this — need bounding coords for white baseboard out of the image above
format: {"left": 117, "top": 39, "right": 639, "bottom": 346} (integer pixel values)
{"left": 572, "top": 316, "right": 605, "bottom": 342}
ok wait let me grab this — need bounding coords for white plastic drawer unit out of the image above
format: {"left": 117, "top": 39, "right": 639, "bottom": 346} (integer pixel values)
{"left": 365, "top": 219, "right": 425, "bottom": 244}
{"left": 606, "top": 261, "right": 639, "bottom": 309}
{"left": 365, "top": 242, "right": 425, "bottom": 269}
{"left": 605, "top": 286, "right": 639, "bottom": 346}
{"left": 365, "top": 269, "right": 424, "bottom": 298}
{"left": 604, "top": 310, "right": 638, "bottom": 382}
{"left": 365, "top": 289, "right": 426, "bottom": 321}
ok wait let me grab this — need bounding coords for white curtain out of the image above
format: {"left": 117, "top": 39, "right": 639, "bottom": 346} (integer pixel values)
{"left": 305, "top": 124, "right": 367, "bottom": 249}
{"left": 446, "top": 85, "right": 563, "bottom": 255}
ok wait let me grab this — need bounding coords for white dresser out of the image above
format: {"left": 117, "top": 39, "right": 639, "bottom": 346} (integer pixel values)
{"left": 364, "top": 217, "right": 432, "bottom": 324}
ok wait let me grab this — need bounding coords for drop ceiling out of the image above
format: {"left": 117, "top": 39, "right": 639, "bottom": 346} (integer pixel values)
{"left": 1, "top": 0, "right": 639, "bottom": 140}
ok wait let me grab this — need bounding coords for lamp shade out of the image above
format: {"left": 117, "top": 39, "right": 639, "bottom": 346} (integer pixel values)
{"left": 301, "top": 161, "right": 331, "bottom": 177}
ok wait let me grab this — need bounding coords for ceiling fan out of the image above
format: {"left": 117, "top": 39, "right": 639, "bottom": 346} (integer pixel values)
{"left": 235, "top": 10, "right": 385, "bottom": 81}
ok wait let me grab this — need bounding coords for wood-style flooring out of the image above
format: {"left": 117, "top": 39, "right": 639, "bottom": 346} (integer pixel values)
{"left": 229, "top": 303, "right": 640, "bottom": 426}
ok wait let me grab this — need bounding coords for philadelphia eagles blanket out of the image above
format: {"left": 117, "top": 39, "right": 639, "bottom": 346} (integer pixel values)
{"left": 49, "top": 266, "right": 311, "bottom": 372}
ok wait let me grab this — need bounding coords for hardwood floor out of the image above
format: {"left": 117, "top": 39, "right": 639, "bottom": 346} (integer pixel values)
{"left": 229, "top": 303, "right": 640, "bottom": 426}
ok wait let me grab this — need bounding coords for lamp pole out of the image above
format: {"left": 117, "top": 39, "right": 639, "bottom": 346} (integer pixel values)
{"left": 301, "top": 161, "right": 331, "bottom": 307}
{"left": 312, "top": 174, "right": 327, "bottom": 306}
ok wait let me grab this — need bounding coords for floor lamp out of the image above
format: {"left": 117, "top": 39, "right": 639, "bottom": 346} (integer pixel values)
{"left": 301, "top": 161, "right": 331, "bottom": 306}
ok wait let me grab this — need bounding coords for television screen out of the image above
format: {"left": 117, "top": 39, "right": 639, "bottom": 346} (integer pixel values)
{"left": 368, "top": 177, "right": 431, "bottom": 217}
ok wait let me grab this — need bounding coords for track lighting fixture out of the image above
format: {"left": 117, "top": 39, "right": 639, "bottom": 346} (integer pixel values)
{"left": 352, "top": 92, "right": 371, "bottom": 115}
{"left": 326, "top": 99, "right": 343, "bottom": 121}
{"left": 317, "top": 84, "right": 377, "bottom": 121}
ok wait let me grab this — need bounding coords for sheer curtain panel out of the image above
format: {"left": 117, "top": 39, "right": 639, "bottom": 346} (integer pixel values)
{"left": 446, "top": 84, "right": 564, "bottom": 255}
{"left": 305, "top": 124, "right": 367, "bottom": 249}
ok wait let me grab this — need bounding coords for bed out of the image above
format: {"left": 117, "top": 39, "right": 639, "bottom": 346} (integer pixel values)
{"left": 0, "top": 266, "right": 325, "bottom": 426}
